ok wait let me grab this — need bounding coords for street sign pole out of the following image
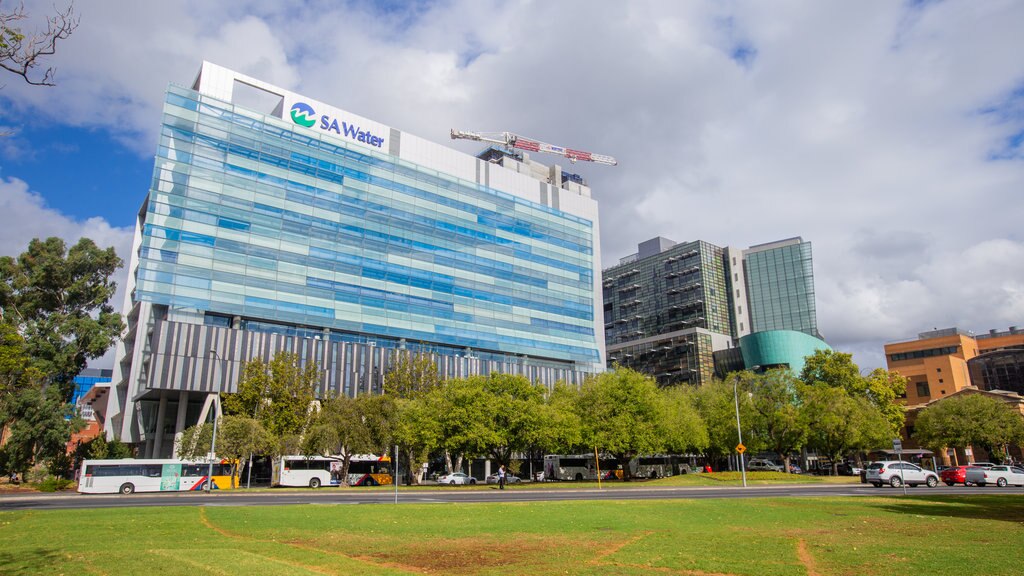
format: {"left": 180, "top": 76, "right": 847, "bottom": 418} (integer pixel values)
{"left": 894, "top": 438, "right": 907, "bottom": 496}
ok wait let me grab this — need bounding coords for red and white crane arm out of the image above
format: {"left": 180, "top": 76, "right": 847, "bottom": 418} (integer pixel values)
{"left": 450, "top": 129, "right": 617, "bottom": 166}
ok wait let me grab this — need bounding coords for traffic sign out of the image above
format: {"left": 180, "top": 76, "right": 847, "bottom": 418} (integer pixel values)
{"left": 892, "top": 438, "right": 902, "bottom": 453}
{"left": 736, "top": 443, "right": 746, "bottom": 454}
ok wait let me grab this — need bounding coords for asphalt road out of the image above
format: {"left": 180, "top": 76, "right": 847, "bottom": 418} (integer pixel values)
{"left": 2, "top": 483, "right": 1018, "bottom": 511}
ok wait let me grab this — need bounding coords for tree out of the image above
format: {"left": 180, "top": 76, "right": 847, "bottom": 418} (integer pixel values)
{"left": 537, "top": 381, "right": 583, "bottom": 454}
{"left": 746, "top": 369, "right": 807, "bottom": 472}
{"left": 302, "top": 394, "right": 374, "bottom": 483}
{"left": 0, "top": 1, "right": 77, "bottom": 87}
{"left": 215, "top": 416, "right": 272, "bottom": 488}
{"left": 913, "top": 393, "right": 1024, "bottom": 462}
{"left": 801, "top": 385, "right": 890, "bottom": 475}
{"left": 429, "top": 376, "right": 493, "bottom": 474}
{"left": 479, "top": 373, "right": 547, "bottom": 473}
{"left": 688, "top": 378, "right": 755, "bottom": 469}
{"left": 660, "top": 385, "right": 708, "bottom": 456}
{"left": 223, "top": 352, "right": 319, "bottom": 439}
{"left": 392, "top": 395, "right": 439, "bottom": 484}
{"left": 0, "top": 386, "right": 83, "bottom": 478}
{"left": 383, "top": 352, "right": 442, "bottom": 483}
{"left": 383, "top": 351, "right": 441, "bottom": 399}
{"left": 575, "top": 367, "right": 666, "bottom": 480}
{"left": 799, "top": 349, "right": 906, "bottom": 435}
{"left": 0, "top": 237, "right": 124, "bottom": 401}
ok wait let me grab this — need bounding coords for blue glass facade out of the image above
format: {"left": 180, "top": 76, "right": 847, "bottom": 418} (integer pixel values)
{"left": 133, "top": 85, "right": 599, "bottom": 364}
{"left": 743, "top": 240, "right": 820, "bottom": 339}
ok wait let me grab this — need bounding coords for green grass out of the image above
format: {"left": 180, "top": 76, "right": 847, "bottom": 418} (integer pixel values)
{"left": 2, "top": 494, "right": 1021, "bottom": 575}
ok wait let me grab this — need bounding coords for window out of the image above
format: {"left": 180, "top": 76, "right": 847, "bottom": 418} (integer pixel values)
{"left": 916, "top": 382, "right": 930, "bottom": 397}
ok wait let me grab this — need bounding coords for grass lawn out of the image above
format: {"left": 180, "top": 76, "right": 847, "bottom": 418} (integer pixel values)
{"left": 2, "top": 494, "right": 1022, "bottom": 575}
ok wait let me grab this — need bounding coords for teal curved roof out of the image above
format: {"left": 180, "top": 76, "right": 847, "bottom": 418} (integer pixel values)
{"left": 739, "top": 330, "right": 831, "bottom": 374}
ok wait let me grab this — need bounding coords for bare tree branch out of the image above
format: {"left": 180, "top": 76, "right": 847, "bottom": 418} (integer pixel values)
{"left": 0, "top": 1, "right": 78, "bottom": 87}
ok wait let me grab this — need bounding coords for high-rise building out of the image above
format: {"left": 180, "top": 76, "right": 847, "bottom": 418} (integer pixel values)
{"left": 728, "top": 237, "right": 820, "bottom": 340}
{"left": 603, "top": 236, "right": 828, "bottom": 385}
{"left": 105, "top": 62, "right": 605, "bottom": 455}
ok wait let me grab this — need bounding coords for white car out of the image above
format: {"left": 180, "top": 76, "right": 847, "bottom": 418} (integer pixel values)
{"left": 437, "top": 472, "right": 478, "bottom": 485}
{"left": 965, "top": 465, "right": 1024, "bottom": 487}
{"left": 865, "top": 461, "right": 939, "bottom": 488}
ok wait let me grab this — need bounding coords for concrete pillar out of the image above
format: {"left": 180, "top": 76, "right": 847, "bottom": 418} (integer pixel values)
{"left": 152, "top": 392, "right": 168, "bottom": 458}
{"left": 172, "top": 390, "right": 189, "bottom": 457}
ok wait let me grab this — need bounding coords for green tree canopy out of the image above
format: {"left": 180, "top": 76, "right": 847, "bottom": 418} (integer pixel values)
{"left": 688, "top": 378, "right": 756, "bottom": 462}
{"left": 383, "top": 351, "right": 441, "bottom": 399}
{"left": 799, "top": 349, "right": 906, "bottom": 435}
{"left": 536, "top": 381, "right": 583, "bottom": 455}
{"left": 801, "top": 385, "right": 890, "bottom": 475}
{"left": 0, "top": 386, "right": 83, "bottom": 477}
{"left": 660, "top": 385, "right": 708, "bottom": 455}
{"left": 0, "top": 237, "right": 124, "bottom": 400}
{"left": 478, "top": 373, "right": 547, "bottom": 468}
{"left": 303, "top": 394, "right": 375, "bottom": 482}
{"left": 223, "top": 352, "right": 319, "bottom": 439}
{"left": 429, "top": 376, "right": 493, "bottom": 473}
{"left": 746, "top": 369, "right": 807, "bottom": 471}
{"left": 913, "top": 393, "right": 1024, "bottom": 461}
{"left": 576, "top": 367, "right": 666, "bottom": 480}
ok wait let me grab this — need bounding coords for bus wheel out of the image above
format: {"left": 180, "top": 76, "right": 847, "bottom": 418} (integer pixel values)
{"left": 309, "top": 477, "right": 321, "bottom": 489}
{"left": 119, "top": 483, "right": 135, "bottom": 495}
{"left": 575, "top": 473, "right": 583, "bottom": 481}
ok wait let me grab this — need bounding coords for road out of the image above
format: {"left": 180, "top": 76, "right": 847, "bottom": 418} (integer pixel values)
{"left": 1, "top": 483, "right": 1016, "bottom": 511}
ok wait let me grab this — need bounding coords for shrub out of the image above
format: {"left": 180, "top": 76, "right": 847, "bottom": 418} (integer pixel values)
{"left": 36, "top": 477, "right": 75, "bottom": 492}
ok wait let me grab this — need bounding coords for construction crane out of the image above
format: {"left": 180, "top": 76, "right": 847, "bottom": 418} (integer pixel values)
{"left": 450, "top": 129, "right": 617, "bottom": 166}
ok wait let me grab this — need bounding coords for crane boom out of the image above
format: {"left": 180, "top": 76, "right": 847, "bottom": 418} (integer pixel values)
{"left": 450, "top": 129, "right": 617, "bottom": 166}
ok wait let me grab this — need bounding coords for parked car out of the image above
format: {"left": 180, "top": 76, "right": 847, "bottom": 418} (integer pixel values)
{"left": 788, "top": 464, "right": 803, "bottom": 474}
{"left": 965, "top": 465, "right": 1024, "bottom": 487}
{"left": 939, "top": 465, "right": 975, "bottom": 486}
{"left": 865, "top": 461, "right": 939, "bottom": 488}
{"left": 747, "top": 459, "right": 784, "bottom": 472}
{"left": 436, "top": 472, "right": 478, "bottom": 485}
{"left": 836, "top": 462, "right": 864, "bottom": 476}
{"left": 970, "top": 462, "right": 996, "bottom": 468}
{"left": 485, "top": 473, "right": 522, "bottom": 485}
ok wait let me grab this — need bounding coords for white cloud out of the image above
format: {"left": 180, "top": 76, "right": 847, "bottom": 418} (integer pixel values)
{"left": 4, "top": 0, "right": 1024, "bottom": 372}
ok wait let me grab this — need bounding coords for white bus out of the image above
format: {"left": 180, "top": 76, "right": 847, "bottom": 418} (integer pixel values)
{"left": 77, "top": 459, "right": 237, "bottom": 495}
{"left": 272, "top": 455, "right": 392, "bottom": 488}
{"left": 543, "top": 454, "right": 620, "bottom": 481}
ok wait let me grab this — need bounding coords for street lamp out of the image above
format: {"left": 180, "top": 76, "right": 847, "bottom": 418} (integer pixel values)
{"left": 206, "top": 349, "right": 221, "bottom": 493}
{"left": 733, "top": 375, "right": 747, "bottom": 488}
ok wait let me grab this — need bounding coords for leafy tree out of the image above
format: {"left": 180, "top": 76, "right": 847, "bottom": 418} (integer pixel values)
{"left": 801, "top": 385, "right": 890, "bottom": 475}
{"left": 0, "top": 1, "right": 77, "bottom": 87}
{"left": 383, "top": 351, "right": 441, "bottom": 399}
{"left": 74, "top": 434, "right": 133, "bottom": 461}
{"left": 383, "top": 352, "right": 442, "bottom": 483}
{"left": 537, "top": 381, "right": 583, "bottom": 454}
{"left": 223, "top": 352, "right": 319, "bottom": 439}
{"left": 913, "top": 393, "right": 1024, "bottom": 462}
{"left": 429, "top": 376, "right": 493, "bottom": 474}
{"left": 660, "top": 385, "right": 708, "bottom": 456}
{"left": 799, "top": 349, "right": 906, "bottom": 435}
{"left": 688, "top": 378, "right": 755, "bottom": 469}
{"left": 392, "top": 395, "right": 439, "bottom": 484}
{"left": 746, "top": 369, "right": 807, "bottom": 472}
{"left": 576, "top": 367, "right": 666, "bottom": 480}
{"left": 215, "top": 416, "right": 272, "bottom": 488}
{"left": 302, "top": 394, "right": 374, "bottom": 482}
{"left": 0, "top": 386, "right": 82, "bottom": 477}
{"left": 0, "top": 237, "right": 124, "bottom": 401}
{"left": 478, "top": 373, "right": 547, "bottom": 469}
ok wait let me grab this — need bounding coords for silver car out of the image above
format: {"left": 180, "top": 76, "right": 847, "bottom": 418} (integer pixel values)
{"left": 865, "top": 461, "right": 939, "bottom": 488}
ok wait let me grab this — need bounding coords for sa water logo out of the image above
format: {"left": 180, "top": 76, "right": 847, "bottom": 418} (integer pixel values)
{"left": 289, "top": 102, "right": 317, "bottom": 128}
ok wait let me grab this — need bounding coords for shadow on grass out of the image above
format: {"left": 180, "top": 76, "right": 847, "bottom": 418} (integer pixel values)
{"left": 870, "top": 494, "right": 1024, "bottom": 524}
{"left": 0, "top": 548, "right": 65, "bottom": 575}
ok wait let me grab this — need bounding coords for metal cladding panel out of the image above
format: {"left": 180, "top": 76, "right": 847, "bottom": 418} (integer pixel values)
{"left": 143, "top": 320, "right": 590, "bottom": 396}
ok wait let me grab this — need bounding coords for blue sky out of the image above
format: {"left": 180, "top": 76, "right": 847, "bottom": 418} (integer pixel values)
{"left": 1, "top": 0, "right": 1023, "bottom": 371}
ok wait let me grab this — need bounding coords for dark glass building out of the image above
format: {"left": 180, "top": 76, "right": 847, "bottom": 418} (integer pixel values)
{"left": 968, "top": 348, "right": 1024, "bottom": 395}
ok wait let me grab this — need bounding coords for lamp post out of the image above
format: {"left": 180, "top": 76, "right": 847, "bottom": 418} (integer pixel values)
{"left": 206, "top": 349, "right": 221, "bottom": 493}
{"left": 733, "top": 375, "right": 747, "bottom": 488}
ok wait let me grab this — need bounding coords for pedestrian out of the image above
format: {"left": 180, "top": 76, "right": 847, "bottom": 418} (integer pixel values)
{"left": 498, "top": 464, "right": 506, "bottom": 490}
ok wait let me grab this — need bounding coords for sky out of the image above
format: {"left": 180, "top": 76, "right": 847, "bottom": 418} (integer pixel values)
{"left": 1, "top": 0, "right": 1022, "bottom": 372}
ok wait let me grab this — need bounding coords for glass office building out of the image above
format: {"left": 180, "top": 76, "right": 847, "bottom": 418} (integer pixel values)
{"left": 107, "top": 62, "right": 605, "bottom": 454}
{"left": 741, "top": 238, "right": 821, "bottom": 339}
